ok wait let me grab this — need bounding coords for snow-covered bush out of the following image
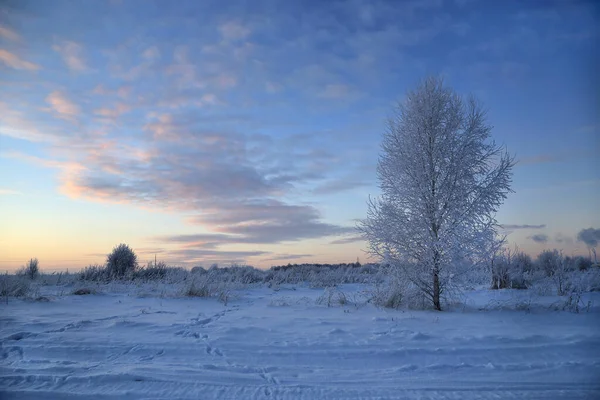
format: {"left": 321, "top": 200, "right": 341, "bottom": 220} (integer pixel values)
{"left": 367, "top": 265, "right": 429, "bottom": 309}
{"left": 17, "top": 258, "right": 39, "bottom": 280}
{"left": 133, "top": 262, "right": 189, "bottom": 282}
{"left": 536, "top": 250, "right": 564, "bottom": 277}
{"left": 570, "top": 256, "right": 593, "bottom": 271}
{"left": 135, "top": 261, "right": 168, "bottom": 280}
{"left": 191, "top": 266, "right": 206, "bottom": 274}
{"left": 106, "top": 244, "right": 138, "bottom": 279}
{"left": 0, "top": 274, "right": 31, "bottom": 298}
{"left": 264, "top": 263, "right": 382, "bottom": 287}
{"left": 80, "top": 264, "right": 110, "bottom": 282}
{"left": 491, "top": 249, "right": 531, "bottom": 289}
{"left": 184, "top": 271, "right": 236, "bottom": 305}
{"left": 316, "top": 287, "right": 348, "bottom": 307}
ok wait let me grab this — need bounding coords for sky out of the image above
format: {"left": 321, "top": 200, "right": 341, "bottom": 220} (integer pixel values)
{"left": 0, "top": 0, "right": 598, "bottom": 272}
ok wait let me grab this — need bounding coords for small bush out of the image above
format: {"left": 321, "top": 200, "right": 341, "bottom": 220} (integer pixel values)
{"left": 316, "top": 287, "right": 349, "bottom": 307}
{"left": 106, "top": 244, "right": 138, "bottom": 279}
{"left": 80, "top": 264, "right": 110, "bottom": 282}
{"left": 0, "top": 274, "right": 31, "bottom": 298}
{"left": 191, "top": 266, "right": 206, "bottom": 274}
{"left": 491, "top": 250, "right": 530, "bottom": 289}
{"left": 184, "top": 274, "right": 234, "bottom": 305}
{"left": 135, "top": 261, "right": 168, "bottom": 281}
{"left": 18, "top": 258, "right": 40, "bottom": 280}
{"left": 185, "top": 281, "right": 212, "bottom": 298}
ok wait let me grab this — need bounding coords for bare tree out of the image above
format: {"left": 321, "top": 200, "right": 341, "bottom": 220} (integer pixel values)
{"left": 359, "top": 77, "right": 514, "bottom": 310}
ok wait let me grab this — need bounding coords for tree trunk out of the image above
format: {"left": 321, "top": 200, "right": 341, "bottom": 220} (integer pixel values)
{"left": 433, "top": 269, "right": 441, "bottom": 311}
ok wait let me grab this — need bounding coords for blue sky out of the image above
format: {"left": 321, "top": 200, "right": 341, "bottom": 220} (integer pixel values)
{"left": 0, "top": 0, "right": 598, "bottom": 271}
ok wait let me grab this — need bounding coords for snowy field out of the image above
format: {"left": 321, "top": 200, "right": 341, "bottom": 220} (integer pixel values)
{"left": 1, "top": 284, "right": 599, "bottom": 399}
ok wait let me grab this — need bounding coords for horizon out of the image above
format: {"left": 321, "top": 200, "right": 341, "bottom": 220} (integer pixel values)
{"left": 1, "top": 0, "right": 599, "bottom": 272}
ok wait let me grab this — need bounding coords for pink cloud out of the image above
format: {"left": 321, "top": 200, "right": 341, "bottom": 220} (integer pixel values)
{"left": 0, "top": 49, "right": 40, "bottom": 70}
{"left": 94, "top": 103, "right": 131, "bottom": 119}
{"left": 0, "top": 25, "right": 20, "bottom": 42}
{"left": 46, "top": 91, "right": 80, "bottom": 120}
{"left": 52, "top": 41, "right": 87, "bottom": 72}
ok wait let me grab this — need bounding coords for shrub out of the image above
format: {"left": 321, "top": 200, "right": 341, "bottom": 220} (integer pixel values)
{"left": 185, "top": 281, "right": 212, "bottom": 297}
{"left": 490, "top": 249, "right": 531, "bottom": 289}
{"left": 106, "top": 244, "right": 138, "bottom": 278}
{"left": 536, "top": 249, "right": 562, "bottom": 277}
{"left": 191, "top": 266, "right": 206, "bottom": 274}
{"left": 18, "top": 258, "right": 39, "bottom": 280}
{"left": 316, "top": 287, "right": 348, "bottom": 307}
{"left": 0, "top": 274, "right": 31, "bottom": 298}
{"left": 572, "top": 256, "right": 593, "bottom": 271}
{"left": 80, "top": 264, "right": 110, "bottom": 281}
{"left": 134, "top": 261, "right": 168, "bottom": 281}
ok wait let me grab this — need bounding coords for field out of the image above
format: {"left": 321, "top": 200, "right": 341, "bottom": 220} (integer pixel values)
{"left": 1, "top": 282, "right": 599, "bottom": 399}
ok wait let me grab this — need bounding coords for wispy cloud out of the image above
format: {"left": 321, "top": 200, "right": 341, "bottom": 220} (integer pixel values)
{"left": 142, "top": 46, "right": 160, "bottom": 61}
{"left": 219, "top": 20, "right": 251, "bottom": 41}
{"left": 330, "top": 235, "right": 364, "bottom": 245}
{"left": 518, "top": 150, "right": 595, "bottom": 166}
{"left": 318, "top": 84, "right": 356, "bottom": 99}
{"left": 0, "top": 25, "right": 20, "bottom": 42}
{"left": 46, "top": 91, "right": 80, "bottom": 120}
{"left": 94, "top": 103, "right": 131, "bottom": 119}
{"left": 0, "top": 49, "right": 40, "bottom": 70}
{"left": 0, "top": 189, "right": 22, "bottom": 195}
{"left": 313, "top": 179, "right": 370, "bottom": 195}
{"left": 501, "top": 224, "right": 546, "bottom": 230}
{"left": 52, "top": 41, "right": 88, "bottom": 72}
{"left": 167, "top": 248, "right": 268, "bottom": 264}
{"left": 264, "top": 254, "right": 314, "bottom": 262}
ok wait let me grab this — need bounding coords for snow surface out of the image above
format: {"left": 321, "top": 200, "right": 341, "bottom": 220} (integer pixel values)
{"left": 1, "top": 284, "right": 599, "bottom": 399}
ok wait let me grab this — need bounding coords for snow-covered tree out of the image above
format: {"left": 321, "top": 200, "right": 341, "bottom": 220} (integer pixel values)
{"left": 359, "top": 77, "right": 514, "bottom": 310}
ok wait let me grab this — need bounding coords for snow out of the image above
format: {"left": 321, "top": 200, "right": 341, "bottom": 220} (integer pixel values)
{"left": 1, "top": 284, "right": 599, "bottom": 399}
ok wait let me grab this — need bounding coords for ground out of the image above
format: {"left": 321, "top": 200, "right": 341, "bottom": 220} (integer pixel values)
{"left": 1, "top": 284, "right": 599, "bottom": 399}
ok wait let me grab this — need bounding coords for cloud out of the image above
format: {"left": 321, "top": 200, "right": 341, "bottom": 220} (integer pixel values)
{"left": 501, "top": 224, "right": 546, "bottom": 230}
{"left": 265, "top": 82, "right": 282, "bottom": 93}
{"left": 313, "top": 179, "right": 370, "bottom": 195}
{"left": 167, "top": 248, "right": 268, "bottom": 263}
{"left": 330, "top": 235, "right": 364, "bottom": 245}
{"left": 183, "top": 200, "right": 355, "bottom": 245}
{"left": 0, "top": 25, "right": 20, "bottom": 42}
{"left": 577, "top": 228, "right": 600, "bottom": 248}
{"left": 94, "top": 103, "right": 131, "bottom": 119}
{"left": 0, "top": 49, "right": 40, "bottom": 70}
{"left": 264, "top": 254, "right": 314, "bottom": 262}
{"left": 46, "top": 91, "right": 80, "bottom": 120}
{"left": 0, "top": 189, "right": 22, "bottom": 195}
{"left": 219, "top": 21, "right": 251, "bottom": 40}
{"left": 529, "top": 234, "right": 549, "bottom": 243}
{"left": 318, "top": 84, "right": 354, "bottom": 99}
{"left": 52, "top": 41, "right": 87, "bottom": 72}
{"left": 92, "top": 84, "right": 132, "bottom": 99}
{"left": 518, "top": 150, "right": 595, "bottom": 166}
{"left": 34, "top": 103, "right": 353, "bottom": 252}
{"left": 142, "top": 46, "right": 160, "bottom": 61}
{"left": 0, "top": 102, "right": 59, "bottom": 142}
